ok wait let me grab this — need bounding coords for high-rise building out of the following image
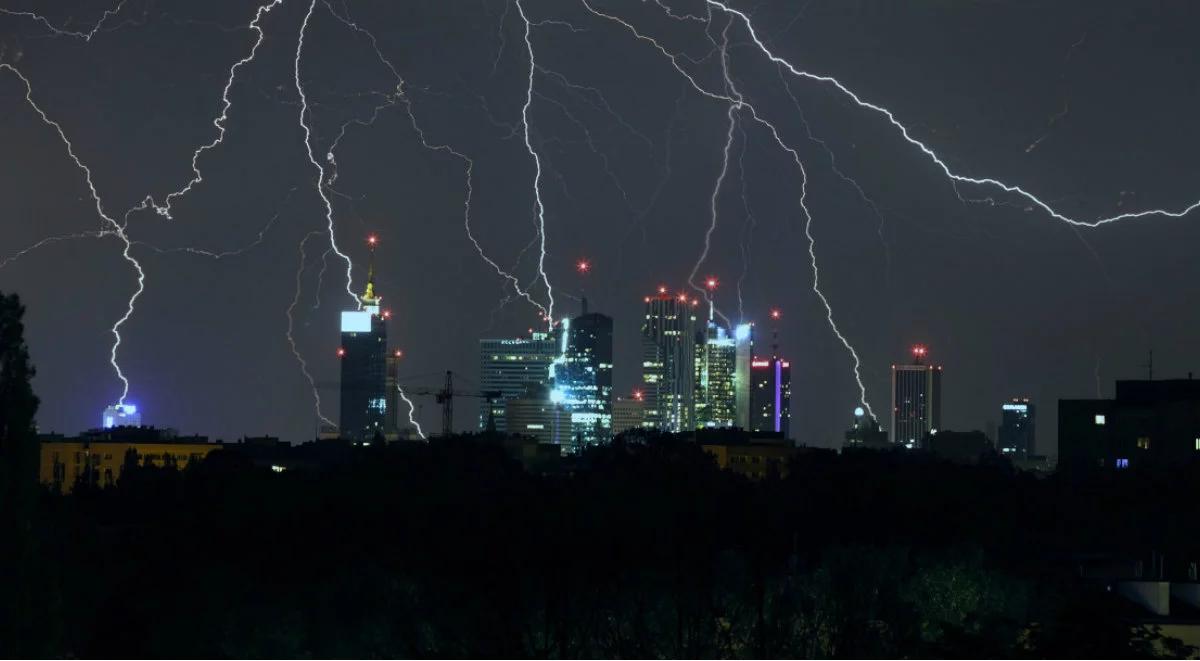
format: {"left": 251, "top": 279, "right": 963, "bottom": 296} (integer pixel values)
{"left": 890, "top": 345, "right": 943, "bottom": 448}
{"left": 479, "top": 331, "right": 558, "bottom": 433}
{"left": 550, "top": 304, "right": 613, "bottom": 448}
{"left": 640, "top": 289, "right": 699, "bottom": 432}
{"left": 612, "top": 394, "right": 645, "bottom": 436}
{"left": 844, "top": 406, "right": 889, "bottom": 449}
{"left": 749, "top": 356, "right": 791, "bottom": 438}
{"left": 506, "top": 385, "right": 566, "bottom": 445}
{"left": 339, "top": 245, "right": 389, "bottom": 443}
{"left": 733, "top": 323, "right": 754, "bottom": 430}
{"left": 101, "top": 404, "right": 141, "bottom": 429}
{"left": 695, "top": 320, "right": 738, "bottom": 428}
{"left": 998, "top": 398, "right": 1036, "bottom": 458}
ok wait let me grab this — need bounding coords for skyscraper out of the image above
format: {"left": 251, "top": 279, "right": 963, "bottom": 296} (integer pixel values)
{"left": 478, "top": 331, "right": 558, "bottom": 433}
{"left": 890, "top": 345, "right": 943, "bottom": 448}
{"left": 998, "top": 398, "right": 1036, "bottom": 458}
{"left": 339, "top": 240, "right": 389, "bottom": 442}
{"left": 695, "top": 320, "right": 738, "bottom": 428}
{"left": 640, "top": 289, "right": 699, "bottom": 432}
{"left": 551, "top": 304, "right": 613, "bottom": 447}
{"left": 749, "top": 356, "right": 791, "bottom": 438}
{"left": 733, "top": 322, "right": 754, "bottom": 430}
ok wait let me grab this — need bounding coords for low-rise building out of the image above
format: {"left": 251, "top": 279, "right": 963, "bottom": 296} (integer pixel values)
{"left": 39, "top": 427, "right": 220, "bottom": 493}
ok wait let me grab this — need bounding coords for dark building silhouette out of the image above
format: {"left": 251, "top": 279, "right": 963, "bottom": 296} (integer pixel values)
{"left": 927, "top": 429, "right": 993, "bottom": 465}
{"left": 339, "top": 243, "right": 389, "bottom": 442}
{"left": 844, "top": 406, "right": 889, "bottom": 449}
{"left": 1060, "top": 378, "right": 1200, "bottom": 471}
{"left": 890, "top": 345, "right": 942, "bottom": 448}
{"left": 749, "top": 356, "right": 791, "bottom": 439}
{"left": 998, "top": 398, "right": 1036, "bottom": 459}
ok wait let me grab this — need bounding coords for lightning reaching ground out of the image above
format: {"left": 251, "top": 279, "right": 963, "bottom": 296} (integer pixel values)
{"left": 286, "top": 230, "right": 335, "bottom": 428}
{"left": 0, "top": 62, "right": 144, "bottom": 405}
{"left": 397, "top": 386, "right": 426, "bottom": 440}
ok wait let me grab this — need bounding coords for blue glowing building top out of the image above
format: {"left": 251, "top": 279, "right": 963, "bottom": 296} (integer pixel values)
{"left": 102, "top": 404, "right": 141, "bottom": 429}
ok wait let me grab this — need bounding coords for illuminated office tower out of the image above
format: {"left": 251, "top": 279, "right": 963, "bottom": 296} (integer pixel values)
{"left": 339, "top": 237, "right": 390, "bottom": 442}
{"left": 550, "top": 302, "right": 613, "bottom": 447}
{"left": 998, "top": 398, "right": 1036, "bottom": 458}
{"left": 478, "top": 331, "right": 559, "bottom": 433}
{"left": 640, "top": 289, "right": 699, "bottom": 432}
{"left": 695, "top": 320, "right": 738, "bottom": 428}
{"left": 101, "top": 404, "right": 141, "bottom": 429}
{"left": 733, "top": 323, "right": 753, "bottom": 429}
{"left": 890, "top": 345, "right": 943, "bottom": 448}
{"left": 749, "top": 356, "right": 792, "bottom": 438}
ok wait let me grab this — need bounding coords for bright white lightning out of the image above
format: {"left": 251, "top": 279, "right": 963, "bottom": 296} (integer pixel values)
{"left": 0, "top": 230, "right": 115, "bottom": 270}
{"left": 128, "top": 0, "right": 285, "bottom": 221}
{"left": 705, "top": 0, "right": 1200, "bottom": 227}
{"left": 397, "top": 386, "right": 425, "bottom": 440}
{"left": 577, "top": 0, "right": 877, "bottom": 418}
{"left": 0, "top": 1, "right": 127, "bottom": 41}
{"left": 321, "top": 0, "right": 550, "bottom": 319}
{"left": 286, "top": 230, "right": 335, "bottom": 427}
{"left": 294, "top": 0, "right": 358, "bottom": 306}
{"left": 687, "top": 15, "right": 738, "bottom": 328}
{"left": 514, "top": 0, "right": 556, "bottom": 325}
{"left": 0, "top": 63, "right": 144, "bottom": 405}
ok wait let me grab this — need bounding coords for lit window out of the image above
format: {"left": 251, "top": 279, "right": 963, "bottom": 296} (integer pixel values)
{"left": 1137, "top": 437, "right": 1151, "bottom": 450}
{"left": 1195, "top": 438, "right": 1200, "bottom": 451}
{"left": 1116, "top": 458, "right": 1129, "bottom": 469}
{"left": 1094, "top": 414, "right": 1106, "bottom": 425}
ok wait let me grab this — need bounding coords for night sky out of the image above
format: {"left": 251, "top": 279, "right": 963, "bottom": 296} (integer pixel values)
{"left": 2, "top": 0, "right": 1198, "bottom": 453}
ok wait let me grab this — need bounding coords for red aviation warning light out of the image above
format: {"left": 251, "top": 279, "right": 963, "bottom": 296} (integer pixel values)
{"left": 366, "top": 234, "right": 378, "bottom": 246}
{"left": 705, "top": 276, "right": 718, "bottom": 290}
{"left": 382, "top": 309, "right": 392, "bottom": 319}
{"left": 394, "top": 349, "right": 403, "bottom": 358}
{"left": 576, "top": 259, "right": 590, "bottom": 274}
{"left": 658, "top": 285, "right": 668, "bottom": 295}
{"left": 336, "top": 347, "right": 346, "bottom": 358}
{"left": 770, "top": 308, "right": 782, "bottom": 320}
{"left": 912, "top": 345, "right": 928, "bottom": 359}
{"left": 632, "top": 389, "right": 644, "bottom": 401}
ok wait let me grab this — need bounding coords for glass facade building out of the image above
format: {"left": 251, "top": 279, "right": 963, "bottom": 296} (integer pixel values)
{"left": 890, "top": 347, "right": 943, "bottom": 448}
{"left": 998, "top": 398, "right": 1035, "bottom": 458}
{"left": 640, "top": 292, "right": 699, "bottom": 432}
{"left": 478, "top": 332, "right": 559, "bottom": 433}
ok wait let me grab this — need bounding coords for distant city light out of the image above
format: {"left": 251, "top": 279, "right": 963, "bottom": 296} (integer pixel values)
{"left": 854, "top": 406, "right": 865, "bottom": 418}
{"left": 550, "top": 387, "right": 566, "bottom": 403}
{"left": 735, "top": 324, "right": 752, "bottom": 341}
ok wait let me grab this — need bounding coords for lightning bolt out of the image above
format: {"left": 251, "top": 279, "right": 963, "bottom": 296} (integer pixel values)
{"left": 577, "top": 0, "right": 876, "bottom": 418}
{"left": 705, "top": 0, "right": 1200, "bottom": 227}
{"left": 323, "top": 0, "right": 549, "bottom": 319}
{"left": 397, "top": 386, "right": 425, "bottom": 440}
{"left": 1, "top": 62, "right": 144, "bottom": 405}
{"left": 0, "top": 1, "right": 127, "bottom": 41}
{"left": 127, "top": 0, "right": 286, "bottom": 221}
{"left": 688, "top": 14, "right": 738, "bottom": 327}
{"left": 294, "top": 0, "right": 358, "bottom": 306}
{"left": 286, "top": 230, "right": 335, "bottom": 427}
{"left": 0, "top": 230, "right": 115, "bottom": 270}
{"left": 515, "top": 0, "right": 556, "bottom": 324}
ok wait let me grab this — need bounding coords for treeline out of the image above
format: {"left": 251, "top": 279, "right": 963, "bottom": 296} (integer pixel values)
{"left": 2, "top": 436, "right": 1199, "bottom": 657}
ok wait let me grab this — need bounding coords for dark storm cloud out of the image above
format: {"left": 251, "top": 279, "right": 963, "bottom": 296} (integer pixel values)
{"left": 1, "top": 0, "right": 1198, "bottom": 454}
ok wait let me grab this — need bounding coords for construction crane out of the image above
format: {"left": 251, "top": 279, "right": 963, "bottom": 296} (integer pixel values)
{"left": 399, "top": 371, "right": 502, "bottom": 437}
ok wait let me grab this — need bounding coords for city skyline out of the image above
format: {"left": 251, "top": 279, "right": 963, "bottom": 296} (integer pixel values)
{"left": 2, "top": 1, "right": 1198, "bottom": 453}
